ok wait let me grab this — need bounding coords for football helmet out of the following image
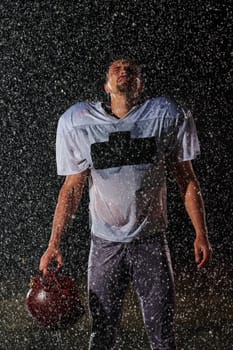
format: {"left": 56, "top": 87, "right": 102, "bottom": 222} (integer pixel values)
{"left": 26, "top": 270, "right": 84, "bottom": 328}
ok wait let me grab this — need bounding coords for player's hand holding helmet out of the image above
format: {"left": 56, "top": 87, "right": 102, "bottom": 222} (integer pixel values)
{"left": 39, "top": 245, "right": 63, "bottom": 276}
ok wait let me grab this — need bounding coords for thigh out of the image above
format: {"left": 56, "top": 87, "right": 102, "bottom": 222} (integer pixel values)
{"left": 130, "top": 236, "right": 175, "bottom": 299}
{"left": 88, "top": 236, "right": 130, "bottom": 350}
{"left": 129, "top": 236, "right": 176, "bottom": 349}
{"left": 88, "top": 235, "right": 129, "bottom": 318}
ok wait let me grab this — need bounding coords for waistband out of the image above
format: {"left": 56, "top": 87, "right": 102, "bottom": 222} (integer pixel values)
{"left": 91, "top": 229, "right": 167, "bottom": 245}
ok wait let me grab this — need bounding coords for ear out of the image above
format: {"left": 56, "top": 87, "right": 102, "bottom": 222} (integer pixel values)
{"left": 139, "top": 81, "right": 145, "bottom": 94}
{"left": 136, "top": 77, "right": 144, "bottom": 95}
{"left": 104, "top": 82, "right": 111, "bottom": 94}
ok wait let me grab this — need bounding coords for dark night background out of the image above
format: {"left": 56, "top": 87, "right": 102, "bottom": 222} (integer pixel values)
{"left": 1, "top": 1, "right": 232, "bottom": 349}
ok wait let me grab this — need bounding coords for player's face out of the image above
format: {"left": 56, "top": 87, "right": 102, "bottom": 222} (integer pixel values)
{"left": 105, "top": 60, "right": 143, "bottom": 96}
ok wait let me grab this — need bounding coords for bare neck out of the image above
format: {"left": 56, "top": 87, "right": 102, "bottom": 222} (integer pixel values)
{"left": 110, "top": 94, "right": 138, "bottom": 118}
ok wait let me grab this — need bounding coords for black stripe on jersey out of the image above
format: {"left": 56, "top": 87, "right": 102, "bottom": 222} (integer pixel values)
{"left": 91, "top": 131, "right": 157, "bottom": 169}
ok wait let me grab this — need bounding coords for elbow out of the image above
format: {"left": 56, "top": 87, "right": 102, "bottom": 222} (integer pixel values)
{"left": 177, "top": 177, "right": 200, "bottom": 199}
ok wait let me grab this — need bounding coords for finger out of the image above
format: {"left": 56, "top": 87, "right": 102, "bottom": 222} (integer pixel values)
{"left": 39, "top": 266, "right": 47, "bottom": 276}
{"left": 198, "top": 247, "right": 208, "bottom": 269}
{"left": 194, "top": 245, "right": 201, "bottom": 264}
{"left": 40, "top": 265, "right": 48, "bottom": 276}
{"left": 57, "top": 264, "right": 63, "bottom": 271}
{"left": 209, "top": 246, "right": 213, "bottom": 261}
{"left": 39, "top": 258, "right": 49, "bottom": 276}
{"left": 57, "top": 253, "right": 63, "bottom": 269}
{"left": 39, "top": 261, "right": 43, "bottom": 272}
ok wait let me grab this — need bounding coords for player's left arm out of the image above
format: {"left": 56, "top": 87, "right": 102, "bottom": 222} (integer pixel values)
{"left": 171, "top": 160, "right": 213, "bottom": 269}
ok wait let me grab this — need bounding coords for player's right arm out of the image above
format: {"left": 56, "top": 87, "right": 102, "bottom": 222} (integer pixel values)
{"left": 39, "top": 169, "right": 89, "bottom": 275}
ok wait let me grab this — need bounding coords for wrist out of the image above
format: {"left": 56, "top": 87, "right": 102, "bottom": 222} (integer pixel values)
{"left": 195, "top": 230, "right": 208, "bottom": 239}
{"left": 48, "top": 241, "right": 60, "bottom": 250}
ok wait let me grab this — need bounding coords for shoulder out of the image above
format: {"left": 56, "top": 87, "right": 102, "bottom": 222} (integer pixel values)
{"left": 57, "top": 101, "right": 98, "bottom": 133}
{"left": 149, "top": 96, "right": 181, "bottom": 115}
{"left": 60, "top": 101, "right": 91, "bottom": 123}
{"left": 146, "top": 96, "right": 182, "bottom": 119}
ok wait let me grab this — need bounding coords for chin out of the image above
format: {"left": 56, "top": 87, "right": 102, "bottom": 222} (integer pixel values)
{"left": 117, "top": 84, "right": 132, "bottom": 93}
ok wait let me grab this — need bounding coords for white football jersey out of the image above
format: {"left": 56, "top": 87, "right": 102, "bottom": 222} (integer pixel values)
{"left": 56, "top": 97, "right": 200, "bottom": 242}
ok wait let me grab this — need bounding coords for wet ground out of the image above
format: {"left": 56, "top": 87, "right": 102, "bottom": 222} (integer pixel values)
{"left": 0, "top": 263, "right": 232, "bottom": 350}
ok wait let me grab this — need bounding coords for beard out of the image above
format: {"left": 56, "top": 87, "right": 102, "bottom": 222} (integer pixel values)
{"left": 116, "top": 81, "right": 140, "bottom": 100}
{"left": 116, "top": 80, "right": 135, "bottom": 93}
{"left": 116, "top": 84, "right": 129, "bottom": 93}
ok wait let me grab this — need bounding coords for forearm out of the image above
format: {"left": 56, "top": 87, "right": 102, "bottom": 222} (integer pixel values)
{"left": 182, "top": 179, "right": 208, "bottom": 238}
{"left": 173, "top": 161, "right": 212, "bottom": 268}
{"left": 48, "top": 180, "right": 85, "bottom": 249}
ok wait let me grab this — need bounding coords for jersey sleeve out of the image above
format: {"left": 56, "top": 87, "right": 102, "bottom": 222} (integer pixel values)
{"left": 175, "top": 108, "right": 200, "bottom": 162}
{"left": 56, "top": 114, "right": 90, "bottom": 175}
{"left": 164, "top": 100, "right": 200, "bottom": 162}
